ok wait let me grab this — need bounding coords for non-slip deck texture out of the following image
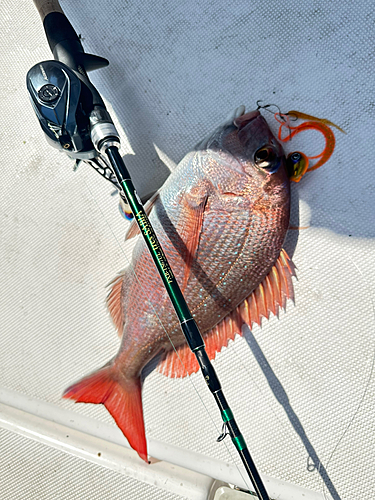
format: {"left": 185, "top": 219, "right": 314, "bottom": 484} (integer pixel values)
{"left": 1, "top": 0, "right": 374, "bottom": 499}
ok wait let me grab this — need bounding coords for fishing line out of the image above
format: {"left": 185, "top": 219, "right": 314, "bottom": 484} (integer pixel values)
{"left": 189, "top": 133, "right": 300, "bottom": 455}
{"left": 256, "top": 100, "right": 284, "bottom": 118}
{"left": 310, "top": 209, "right": 375, "bottom": 500}
{"left": 188, "top": 109, "right": 299, "bottom": 458}
{"left": 220, "top": 204, "right": 375, "bottom": 498}
{"left": 229, "top": 332, "right": 302, "bottom": 448}
{"left": 192, "top": 121, "right": 374, "bottom": 494}
{"left": 83, "top": 178, "right": 251, "bottom": 490}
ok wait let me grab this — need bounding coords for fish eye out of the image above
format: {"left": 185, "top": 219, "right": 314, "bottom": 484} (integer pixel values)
{"left": 254, "top": 146, "right": 279, "bottom": 172}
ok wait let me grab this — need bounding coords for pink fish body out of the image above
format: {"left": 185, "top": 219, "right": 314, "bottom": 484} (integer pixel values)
{"left": 64, "top": 108, "right": 293, "bottom": 462}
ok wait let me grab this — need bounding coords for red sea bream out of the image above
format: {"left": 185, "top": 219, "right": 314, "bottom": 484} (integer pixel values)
{"left": 64, "top": 107, "right": 294, "bottom": 462}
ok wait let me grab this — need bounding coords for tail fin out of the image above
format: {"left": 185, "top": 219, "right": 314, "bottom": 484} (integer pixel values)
{"left": 63, "top": 365, "right": 147, "bottom": 462}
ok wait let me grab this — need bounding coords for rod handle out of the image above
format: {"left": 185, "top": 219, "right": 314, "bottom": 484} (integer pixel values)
{"left": 34, "top": 0, "right": 85, "bottom": 67}
{"left": 33, "top": 0, "right": 109, "bottom": 78}
{"left": 33, "top": 0, "right": 63, "bottom": 21}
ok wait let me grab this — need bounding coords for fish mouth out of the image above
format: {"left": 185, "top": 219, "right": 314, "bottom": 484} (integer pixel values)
{"left": 233, "top": 110, "right": 260, "bottom": 129}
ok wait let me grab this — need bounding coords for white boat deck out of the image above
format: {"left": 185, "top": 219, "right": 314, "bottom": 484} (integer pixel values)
{"left": 1, "top": 0, "right": 374, "bottom": 498}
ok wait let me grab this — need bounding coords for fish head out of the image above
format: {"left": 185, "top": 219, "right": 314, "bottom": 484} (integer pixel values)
{"left": 195, "top": 108, "right": 289, "bottom": 206}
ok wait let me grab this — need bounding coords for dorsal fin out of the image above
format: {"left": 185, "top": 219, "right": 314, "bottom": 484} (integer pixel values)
{"left": 157, "top": 249, "right": 295, "bottom": 378}
{"left": 125, "top": 192, "right": 160, "bottom": 241}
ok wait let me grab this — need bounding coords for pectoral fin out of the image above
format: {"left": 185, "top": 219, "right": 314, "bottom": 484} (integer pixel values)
{"left": 178, "top": 192, "right": 208, "bottom": 293}
{"left": 106, "top": 270, "right": 126, "bottom": 337}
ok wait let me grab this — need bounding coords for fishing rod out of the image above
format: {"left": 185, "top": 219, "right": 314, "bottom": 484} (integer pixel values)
{"left": 27, "top": 1, "right": 270, "bottom": 497}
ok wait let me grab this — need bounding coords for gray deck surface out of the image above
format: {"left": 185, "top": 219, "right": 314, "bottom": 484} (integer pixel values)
{"left": 1, "top": 0, "right": 374, "bottom": 498}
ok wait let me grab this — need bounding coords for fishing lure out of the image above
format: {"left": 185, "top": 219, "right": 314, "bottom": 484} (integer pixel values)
{"left": 276, "top": 110, "right": 345, "bottom": 182}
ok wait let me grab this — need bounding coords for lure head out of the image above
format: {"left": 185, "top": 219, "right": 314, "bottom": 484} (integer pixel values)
{"left": 286, "top": 151, "right": 309, "bottom": 182}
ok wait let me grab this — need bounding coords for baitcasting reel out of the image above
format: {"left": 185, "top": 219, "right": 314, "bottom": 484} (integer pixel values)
{"left": 27, "top": 60, "right": 97, "bottom": 159}
{"left": 27, "top": 58, "right": 129, "bottom": 207}
{"left": 26, "top": 10, "right": 125, "bottom": 195}
{"left": 26, "top": 57, "right": 145, "bottom": 216}
{"left": 27, "top": 58, "right": 120, "bottom": 160}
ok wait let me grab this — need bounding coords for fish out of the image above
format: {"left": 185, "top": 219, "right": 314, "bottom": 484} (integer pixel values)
{"left": 63, "top": 106, "right": 294, "bottom": 462}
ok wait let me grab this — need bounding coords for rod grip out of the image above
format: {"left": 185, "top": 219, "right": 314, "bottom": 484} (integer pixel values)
{"left": 34, "top": 0, "right": 83, "bottom": 61}
{"left": 43, "top": 12, "right": 82, "bottom": 56}
{"left": 33, "top": 0, "right": 63, "bottom": 21}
